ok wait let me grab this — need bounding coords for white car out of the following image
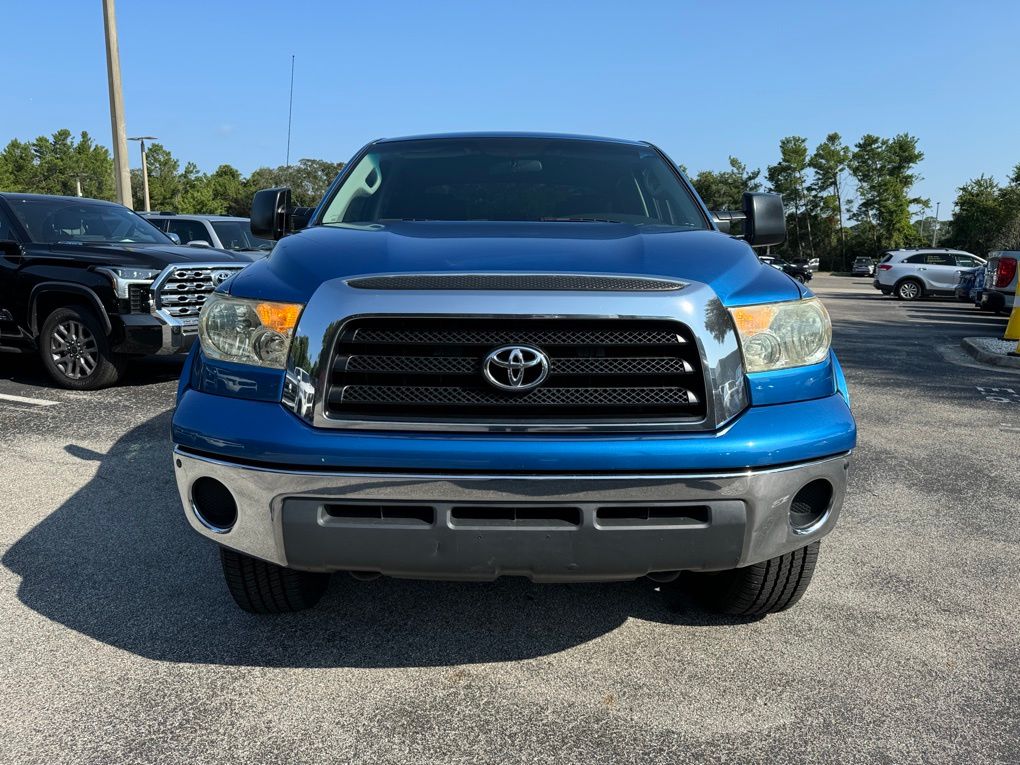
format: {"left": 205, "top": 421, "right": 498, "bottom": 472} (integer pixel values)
{"left": 873, "top": 248, "right": 985, "bottom": 301}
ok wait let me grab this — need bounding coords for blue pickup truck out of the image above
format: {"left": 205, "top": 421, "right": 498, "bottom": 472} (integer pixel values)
{"left": 171, "top": 133, "right": 856, "bottom": 616}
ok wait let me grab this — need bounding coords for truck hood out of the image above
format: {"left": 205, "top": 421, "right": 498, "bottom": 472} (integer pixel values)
{"left": 229, "top": 221, "right": 804, "bottom": 306}
{"left": 35, "top": 241, "right": 255, "bottom": 269}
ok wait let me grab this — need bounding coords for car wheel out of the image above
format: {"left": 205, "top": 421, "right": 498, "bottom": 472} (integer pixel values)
{"left": 666, "top": 542, "right": 820, "bottom": 617}
{"left": 795, "top": 274, "right": 807, "bottom": 284}
{"left": 220, "top": 547, "right": 330, "bottom": 613}
{"left": 38, "top": 305, "right": 125, "bottom": 390}
{"left": 895, "top": 279, "right": 923, "bottom": 301}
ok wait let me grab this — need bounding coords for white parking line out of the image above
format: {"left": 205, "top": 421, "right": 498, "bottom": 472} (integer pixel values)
{"left": 0, "top": 393, "right": 60, "bottom": 407}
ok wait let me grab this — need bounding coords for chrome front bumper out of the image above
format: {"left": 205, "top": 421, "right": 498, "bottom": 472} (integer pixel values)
{"left": 173, "top": 448, "right": 850, "bottom": 581}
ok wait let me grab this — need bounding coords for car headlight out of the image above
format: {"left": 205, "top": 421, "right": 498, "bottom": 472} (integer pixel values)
{"left": 198, "top": 294, "right": 303, "bottom": 369}
{"left": 729, "top": 298, "right": 831, "bottom": 373}
{"left": 94, "top": 267, "right": 162, "bottom": 298}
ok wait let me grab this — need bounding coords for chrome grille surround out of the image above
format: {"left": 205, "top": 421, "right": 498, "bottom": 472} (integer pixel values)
{"left": 150, "top": 263, "right": 247, "bottom": 331}
{"left": 282, "top": 272, "right": 749, "bottom": 433}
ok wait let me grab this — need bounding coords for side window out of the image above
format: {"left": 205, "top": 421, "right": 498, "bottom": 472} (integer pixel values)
{"left": 955, "top": 255, "right": 979, "bottom": 267}
{"left": 147, "top": 218, "right": 169, "bottom": 233}
{"left": 167, "top": 219, "right": 210, "bottom": 244}
{"left": 904, "top": 254, "right": 927, "bottom": 264}
{"left": 925, "top": 253, "right": 955, "bottom": 266}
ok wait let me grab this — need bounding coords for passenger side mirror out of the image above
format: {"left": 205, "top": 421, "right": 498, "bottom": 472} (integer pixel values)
{"left": 166, "top": 232, "right": 182, "bottom": 245}
{"left": 186, "top": 240, "right": 212, "bottom": 248}
{"left": 710, "top": 192, "right": 787, "bottom": 248}
{"left": 250, "top": 188, "right": 312, "bottom": 240}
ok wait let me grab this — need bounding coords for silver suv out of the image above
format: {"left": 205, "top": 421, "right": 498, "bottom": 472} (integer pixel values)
{"left": 873, "top": 248, "right": 984, "bottom": 300}
{"left": 143, "top": 214, "right": 274, "bottom": 256}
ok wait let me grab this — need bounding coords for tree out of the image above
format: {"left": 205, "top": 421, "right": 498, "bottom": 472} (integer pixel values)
{"left": 809, "top": 133, "right": 851, "bottom": 266}
{"left": 767, "top": 136, "right": 814, "bottom": 259}
{"left": 944, "top": 168, "right": 1020, "bottom": 256}
{"left": 848, "top": 133, "right": 926, "bottom": 253}
{"left": 691, "top": 157, "right": 761, "bottom": 211}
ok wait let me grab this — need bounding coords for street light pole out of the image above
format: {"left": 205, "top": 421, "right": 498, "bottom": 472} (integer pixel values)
{"left": 931, "top": 201, "right": 941, "bottom": 247}
{"left": 102, "top": 0, "right": 132, "bottom": 207}
{"left": 128, "top": 136, "right": 156, "bottom": 212}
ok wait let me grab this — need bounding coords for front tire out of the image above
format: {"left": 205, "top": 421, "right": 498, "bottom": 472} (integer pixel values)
{"left": 669, "top": 542, "right": 820, "bottom": 617}
{"left": 38, "top": 305, "right": 125, "bottom": 389}
{"left": 220, "top": 547, "right": 330, "bottom": 613}
{"left": 895, "top": 279, "right": 924, "bottom": 301}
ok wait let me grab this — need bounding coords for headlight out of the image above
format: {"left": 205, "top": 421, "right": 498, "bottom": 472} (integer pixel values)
{"left": 729, "top": 298, "right": 831, "bottom": 373}
{"left": 198, "top": 294, "right": 303, "bottom": 369}
{"left": 94, "top": 267, "right": 162, "bottom": 298}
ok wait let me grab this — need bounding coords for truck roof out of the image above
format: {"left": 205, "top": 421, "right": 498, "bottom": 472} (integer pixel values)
{"left": 373, "top": 131, "right": 649, "bottom": 147}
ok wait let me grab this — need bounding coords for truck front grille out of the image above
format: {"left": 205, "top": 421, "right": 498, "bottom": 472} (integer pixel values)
{"left": 152, "top": 265, "right": 245, "bottom": 327}
{"left": 324, "top": 318, "right": 707, "bottom": 424}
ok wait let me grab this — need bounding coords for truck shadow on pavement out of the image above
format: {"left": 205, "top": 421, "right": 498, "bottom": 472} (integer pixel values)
{"left": 1, "top": 353, "right": 184, "bottom": 388}
{"left": 3, "top": 411, "right": 746, "bottom": 668}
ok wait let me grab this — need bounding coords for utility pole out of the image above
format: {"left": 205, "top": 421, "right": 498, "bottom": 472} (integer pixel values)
{"left": 128, "top": 136, "right": 156, "bottom": 211}
{"left": 286, "top": 55, "right": 295, "bottom": 167}
{"left": 102, "top": 0, "right": 133, "bottom": 207}
{"left": 75, "top": 177, "right": 83, "bottom": 197}
{"left": 931, "top": 201, "right": 941, "bottom": 247}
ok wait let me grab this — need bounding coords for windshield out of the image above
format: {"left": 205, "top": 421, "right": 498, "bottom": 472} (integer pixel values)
{"left": 210, "top": 220, "right": 274, "bottom": 251}
{"left": 321, "top": 137, "right": 708, "bottom": 228}
{"left": 7, "top": 197, "right": 171, "bottom": 245}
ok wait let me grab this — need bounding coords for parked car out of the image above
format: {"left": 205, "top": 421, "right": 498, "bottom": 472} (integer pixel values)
{"left": 979, "top": 252, "right": 1018, "bottom": 315}
{"left": 171, "top": 132, "right": 855, "bottom": 616}
{"left": 955, "top": 266, "right": 985, "bottom": 304}
{"left": 851, "top": 257, "right": 874, "bottom": 276}
{"left": 808, "top": 257, "right": 820, "bottom": 271}
{"left": 791, "top": 257, "right": 816, "bottom": 273}
{"left": 143, "top": 213, "right": 274, "bottom": 256}
{"left": 760, "top": 256, "right": 812, "bottom": 283}
{"left": 873, "top": 248, "right": 985, "bottom": 300}
{"left": 0, "top": 193, "right": 253, "bottom": 389}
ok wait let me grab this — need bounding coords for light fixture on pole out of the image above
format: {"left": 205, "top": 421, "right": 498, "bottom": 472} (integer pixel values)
{"left": 128, "top": 136, "right": 157, "bottom": 212}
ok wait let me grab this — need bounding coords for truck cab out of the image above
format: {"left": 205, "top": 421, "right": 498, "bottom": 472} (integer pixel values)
{"left": 170, "top": 133, "right": 856, "bottom": 616}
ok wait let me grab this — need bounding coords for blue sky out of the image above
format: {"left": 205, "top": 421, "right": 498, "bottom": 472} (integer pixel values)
{"left": 7, "top": 0, "right": 1018, "bottom": 215}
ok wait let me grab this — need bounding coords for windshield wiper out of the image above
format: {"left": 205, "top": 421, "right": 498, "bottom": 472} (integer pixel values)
{"left": 539, "top": 217, "right": 625, "bottom": 223}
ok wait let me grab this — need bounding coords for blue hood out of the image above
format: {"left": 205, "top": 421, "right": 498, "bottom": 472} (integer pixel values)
{"left": 228, "top": 221, "right": 803, "bottom": 306}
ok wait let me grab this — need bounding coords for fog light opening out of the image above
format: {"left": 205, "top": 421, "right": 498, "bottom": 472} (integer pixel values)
{"left": 789, "top": 479, "right": 833, "bottom": 534}
{"left": 191, "top": 477, "right": 238, "bottom": 533}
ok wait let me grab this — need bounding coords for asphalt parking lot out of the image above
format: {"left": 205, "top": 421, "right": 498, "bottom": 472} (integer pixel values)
{"left": 1, "top": 274, "right": 1018, "bottom": 765}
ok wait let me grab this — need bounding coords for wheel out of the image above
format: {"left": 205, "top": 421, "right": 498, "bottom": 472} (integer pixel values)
{"left": 219, "top": 547, "right": 330, "bottom": 613}
{"left": 38, "top": 305, "right": 125, "bottom": 389}
{"left": 795, "top": 274, "right": 807, "bottom": 284}
{"left": 667, "top": 542, "right": 820, "bottom": 617}
{"left": 895, "top": 279, "right": 923, "bottom": 301}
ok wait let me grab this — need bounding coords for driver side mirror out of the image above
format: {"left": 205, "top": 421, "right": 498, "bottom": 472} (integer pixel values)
{"left": 250, "top": 187, "right": 312, "bottom": 240}
{"left": 166, "top": 232, "right": 182, "bottom": 245}
{"left": 711, "top": 192, "right": 787, "bottom": 248}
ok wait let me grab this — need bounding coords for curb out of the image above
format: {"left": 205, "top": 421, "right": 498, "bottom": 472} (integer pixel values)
{"left": 961, "top": 337, "right": 1020, "bottom": 370}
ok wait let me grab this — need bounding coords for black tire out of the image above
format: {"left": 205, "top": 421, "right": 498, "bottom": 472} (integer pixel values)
{"left": 671, "top": 542, "right": 820, "bottom": 617}
{"left": 220, "top": 547, "right": 330, "bottom": 613}
{"left": 895, "top": 278, "right": 924, "bottom": 301}
{"left": 38, "top": 304, "right": 125, "bottom": 390}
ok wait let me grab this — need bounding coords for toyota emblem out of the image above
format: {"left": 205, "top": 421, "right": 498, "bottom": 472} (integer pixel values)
{"left": 483, "top": 345, "right": 549, "bottom": 392}
{"left": 212, "top": 269, "right": 233, "bottom": 286}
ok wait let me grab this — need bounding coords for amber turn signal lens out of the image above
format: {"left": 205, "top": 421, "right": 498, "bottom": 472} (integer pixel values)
{"left": 255, "top": 302, "right": 303, "bottom": 334}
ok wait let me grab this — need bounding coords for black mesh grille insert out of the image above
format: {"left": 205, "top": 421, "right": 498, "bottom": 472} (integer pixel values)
{"left": 346, "top": 274, "right": 686, "bottom": 291}
{"left": 326, "top": 317, "right": 707, "bottom": 423}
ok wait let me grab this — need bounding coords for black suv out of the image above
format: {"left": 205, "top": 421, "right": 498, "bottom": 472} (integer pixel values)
{"left": 0, "top": 193, "right": 253, "bottom": 389}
